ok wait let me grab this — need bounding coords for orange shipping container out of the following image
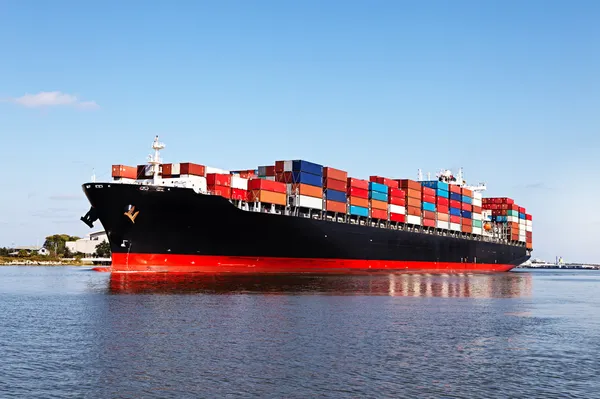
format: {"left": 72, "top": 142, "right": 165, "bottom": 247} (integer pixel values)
{"left": 423, "top": 210, "right": 436, "bottom": 220}
{"left": 462, "top": 218, "right": 472, "bottom": 226}
{"left": 112, "top": 165, "right": 137, "bottom": 179}
{"left": 406, "top": 197, "right": 422, "bottom": 208}
{"left": 461, "top": 187, "right": 473, "bottom": 197}
{"left": 437, "top": 213, "right": 449, "bottom": 222}
{"left": 370, "top": 199, "right": 387, "bottom": 210}
{"left": 349, "top": 196, "right": 369, "bottom": 208}
{"left": 406, "top": 206, "right": 421, "bottom": 216}
{"left": 396, "top": 179, "right": 421, "bottom": 191}
{"left": 472, "top": 205, "right": 482, "bottom": 214}
{"left": 326, "top": 200, "right": 346, "bottom": 213}
{"left": 404, "top": 188, "right": 422, "bottom": 200}
{"left": 323, "top": 167, "right": 348, "bottom": 182}
{"left": 462, "top": 225, "right": 473, "bottom": 233}
{"left": 290, "top": 183, "right": 323, "bottom": 198}
{"left": 180, "top": 163, "right": 206, "bottom": 176}
{"left": 449, "top": 184, "right": 461, "bottom": 194}
{"left": 248, "top": 190, "right": 287, "bottom": 206}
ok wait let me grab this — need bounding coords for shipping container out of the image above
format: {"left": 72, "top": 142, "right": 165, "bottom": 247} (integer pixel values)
{"left": 230, "top": 188, "right": 248, "bottom": 201}
{"left": 472, "top": 205, "right": 482, "bottom": 214}
{"left": 437, "top": 197, "right": 449, "bottom": 207}
{"left": 347, "top": 186, "right": 368, "bottom": 199}
{"left": 349, "top": 196, "right": 369, "bottom": 208}
{"left": 526, "top": 214, "right": 532, "bottom": 221}
{"left": 323, "top": 177, "right": 347, "bottom": 191}
{"left": 461, "top": 187, "right": 473, "bottom": 197}
{"left": 406, "top": 215, "right": 422, "bottom": 225}
{"left": 370, "top": 199, "right": 387, "bottom": 210}
{"left": 450, "top": 207, "right": 461, "bottom": 217}
{"left": 396, "top": 179, "right": 422, "bottom": 191}
{"left": 292, "top": 160, "right": 323, "bottom": 176}
{"left": 450, "top": 215, "right": 461, "bottom": 224}
{"left": 248, "top": 189, "right": 286, "bottom": 205}
{"left": 422, "top": 210, "right": 436, "bottom": 220}
{"left": 450, "top": 192, "right": 462, "bottom": 202}
{"left": 421, "top": 180, "right": 449, "bottom": 191}
{"left": 422, "top": 202, "right": 436, "bottom": 212}
{"left": 323, "top": 167, "right": 348, "bottom": 181}
{"left": 275, "top": 172, "right": 293, "bottom": 183}
{"left": 406, "top": 197, "right": 422, "bottom": 208}
{"left": 370, "top": 176, "right": 398, "bottom": 189}
{"left": 461, "top": 203, "right": 472, "bottom": 212}
{"left": 449, "top": 185, "right": 461, "bottom": 194}
{"left": 450, "top": 222, "right": 461, "bottom": 231}
{"left": 404, "top": 188, "right": 422, "bottom": 200}
{"left": 422, "top": 186, "right": 436, "bottom": 197}
{"left": 368, "top": 181, "right": 388, "bottom": 194}
{"left": 349, "top": 205, "right": 369, "bottom": 217}
{"left": 389, "top": 196, "right": 406, "bottom": 206}
{"left": 248, "top": 178, "right": 286, "bottom": 193}
{"left": 388, "top": 187, "right": 405, "bottom": 198}
{"left": 519, "top": 212, "right": 526, "bottom": 219}
{"left": 436, "top": 189, "right": 449, "bottom": 198}
{"left": 388, "top": 204, "right": 405, "bottom": 215}
{"left": 507, "top": 210, "right": 518, "bottom": 217}
{"left": 461, "top": 210, "right": 472, "bottom": 219}
{"left": 406, "top": 206, "right": 421, "bottom": 216}
{"left": 473, "top": 192, "right": 482, "bottom": 200}
{"left": 347, "top": 178, "right": 369, "bottom": 190}
{"left": 472, "top": 220, "right": 483, "bottom": 228}
{"left": 462, "top": 195, "right": 472, "bottom": 205}
{"left": 472, "top": 198, "right": 482, "bottom": 208}
{"left": 422, "top": 194, "right": 436, "bottom": 204}
{"left": 437, "top": 213, "right": 449, "bottom": 222}
{"left": 371, "top": 208, "right": 388, "bottom": 220}
{"left": 462, "top": 218, "right": 472, "bottom": 226}
{"left": 289, "top": 194, "right": 322, "bottom": 209}
{"left": 436, "top": 220, "right": 449, "bottom": 229}
{"left": 180, "top": 163, "right": 206, "bottom": 177}
{"left": 472, "top": 227, "right": 482, "bottom": 235}
{"left": 390, "top": 213, "right": 406, "bottom": 223}
{"left": 325, "top": 189, "right": 346, "bottom": 203}
{"left": 288, "top": 183, "right": 323, "bottom": 198}
{"left": 231, "top": 175, "right": 248, "bottom": 190}
{"left": 208, "top": 184, "right": 231, "bottom": 199}
{"left": 326, "top": 200, "right": 346, "bottom": 213}
{"left": 292, "top": 171, "right": 322, "bottom": 187}
{"left": 274, "top": 160, "right": 291, "bottom": 173}
{"left": 472, "top": 213, "right": 483, "bottom": 221}
{"left": 112, "top": 165, "right": 137, "bottom": 179}
{"left": 207, "top": 173, "right": 232, "bottom": 187}
{"left": 423, "top": 218, "right": 436, "bottom": 228}
{"left": 462, "top": 225, "right": 473, "bottom": 233}
{"left": 369, "top": 190, "right": 388, "bottom": 202}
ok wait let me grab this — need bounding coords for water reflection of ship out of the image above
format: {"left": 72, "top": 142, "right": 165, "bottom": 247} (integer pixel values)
{"left": 109, "top": 272, "right": 532, "bottom": 298}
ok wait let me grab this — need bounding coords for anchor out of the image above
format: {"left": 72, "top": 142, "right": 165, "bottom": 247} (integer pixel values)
{"left": 80, "top": 207, "right": 99, "bottom": 228}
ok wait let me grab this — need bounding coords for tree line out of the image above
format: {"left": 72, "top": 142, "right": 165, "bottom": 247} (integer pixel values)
{"left": 1, "top": 234, "right": 111, "bottom": 258}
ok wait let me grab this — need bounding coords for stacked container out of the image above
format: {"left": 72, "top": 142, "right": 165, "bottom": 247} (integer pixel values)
{"left": 230, "top": 174, "right": 249, "bottom": 201}
{"left": 526, "top": 214, "right": 533, "bottom": 249}
{"left": 347, "top": 178, "right": 369, "bottom": 217}
{"left": 460, "top": 187, "right": 473, "bottom": 234}
{"left": 472, "top": 191, "right": 483, "bottom": 234}
{"left": 288, "top": 160, "right": 324, "bottom": 210}
{"left": 388, "top": 187, "right": 406, "bottom": 223}
{"left": 112, "top": 165, "right": 137, "bottom": 180}
{"left": 421, "top": 186, "right": 436, "bottom": 227}
{"left": 397, "top": 179, "right": 422, "bottom": 225}
{"left": 368, "top": 181, "right": 389, "bottom": 220}
{"left": 448, "top": 184, "right": 462, "bottom": 231}
{"left": 323, "top": 167, "right": 348, "bottom": 213}
{"left": 207, "top": 173, "right": 232, "bottom": 199}
{"left": 257, "top": 165, "right": 276, "bottom": 180}
{"left": 248, "top": 178, "right": 287, "bottom": 206}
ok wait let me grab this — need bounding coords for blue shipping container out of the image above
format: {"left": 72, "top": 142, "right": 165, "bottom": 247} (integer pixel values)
{"left": 519, "top": 212, "right": 526, "bottom": 219}
{"left": 325, "top": 189, "right": 346, "bottom": 203}
{"left": 436, "top": 189, "right": 449, "bottom": 198}
{"left": 450, "top": 192, "right": 462, "bottom": 201}
{"left": 349, "top": 205, "right": 369, "bottom": 217}
{"left": 368, "top": 191, "right": 388, "bottom": 202}
{"left": 292, "top": 160, "right": 323, "bottom": 176}
{"left": 368, "top": 181, "right": 388, "bottom": 194}
{"left": 450, "top": 207, "right": 461, "bottom": 217}
{"left": 422, "top": 202, "right": 436, "bottom": 212}
{"left": 496, "top": 215, "right": 507, "bottom": 223}
{"left": 421, "top": 180, "right": 449, "bottom": 191}
{"left": 462, "top": 195, "right": 472, "bottom": 204}
{"left": 461, "top": 210, "right": 472, "bottom": 219}
{"left": 292, "top": 171, "right": 322, "bottom": 187}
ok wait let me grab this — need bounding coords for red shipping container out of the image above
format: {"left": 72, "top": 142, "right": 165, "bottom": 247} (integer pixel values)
{"left": 422, "top": 210, "right": 435, "bottom": 220}
{"left": 324, "top": 167, "right": 348, "bottom": 182}
{"left": 422, "top": 187, "right": 435, "bottom": 197}
{"left": 347, "top": 178, "right": 369, "bottom": 190}
{"left": 449, "top": 184, "right": 461, "bottom": 194}
{"left": 396, "top": 179, "right": 421, "bottom": 191}
{"left": 519, "top": 206, "right": 526, "bottom": 214}
{"left": 388, "top": 187, "right": 405, "bottom": 198}
{"left": 248, "top": 178, "right": 286, "bottom": 193}
{"left": 422, "top": 194, "right": 436, "bottom": 204}
{"left": 462, "top": 225, "right": 472, "bottom": 233}
{"left": 450, "top": 200, "right": 461, "bottom": 209}
{"left": 511, "top": 233, "right": 519, "bottom": 241}
{"left": 423, "top": 218, "right": 436, "bottom": 228}
{"left": 461, "top": 203, "right": 472, "bottom": 211}
{"left": 275, "top": 172, "right": 294, "bottom": 183}
{"left": 508, "top": 204, "right": 519, "bottom": 211}
{"left": 526, "top": 214, "right": 532, "bottom": 221}
{"left": 472, "top": 205, "right": 482, "bottom": 214}
{"left": 526, "top": 231, "right": 532, "bottom": 239}
{"left": 462, "top": 218, "right": 472, "bottom": 226}
{"left": 371, "top": 208, "right": 388, "bottom": 219}
{"left": 390, "top": 213, "right": 405, "bottom": 223}
{"left": 450, "top": 215, "right": 461, "bottom": 224}
{"left": 406, "top": 206, "right": 421, "bottom": 216}
{"left": 370, "top": 176, "right": 398, "bottom": 189}
{"left": 264, "top": 166, "right": 276, "bottom": 176}
{"left": 208, "top": 184, "right": 231, "bottom": 199}
{"left": 112, "top": 165, "right": 137, "bottom": 179}
{"left": 324, "top": 178, "right": 347, "bottom": 191}
{"left": 436, "top": 197, "right": 449, "bottom": 207}
{"left": 274, "top": 161, "right": 285, "bottom": 173}
{"left": 347, "top": 186, "right": 368, "bottom": 199}
{"left": 437, "top": 213, "right": 449, "bottom": 222}
{"left": 389, "top": 196, "right": 405, "bottom": 206}
{"left": 326, "top": 200, "right": 346, "bottom": 213}
{"left": 438, "top": 205, "right": 449, "bottom": 214}
{"left": 461, "top": 187, "right": 473, "bottom": 197}
{"left": 230, "top": 188, "right": 248, "bottom": 201}
{"left": 207, "top": 173, "right": 232, "bottom": 187}
{"left": 180, "top": 163, "right": 206, "bottom": 176}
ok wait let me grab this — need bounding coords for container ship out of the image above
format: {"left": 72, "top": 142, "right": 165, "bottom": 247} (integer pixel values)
{"left": 80, "top": 136, "right": 533, "bottom": 274}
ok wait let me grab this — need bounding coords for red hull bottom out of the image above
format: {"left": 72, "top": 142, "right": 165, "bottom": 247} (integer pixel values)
{"left": 109, "top": 253, "right": 517, "bottom": 274}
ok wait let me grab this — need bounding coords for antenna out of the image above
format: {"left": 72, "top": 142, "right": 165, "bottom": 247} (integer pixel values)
{"left": 417, "top": 169, "right": 423, "bottom": 181}
{"left": 148, "top": 135, "right": 165, "bottom": 185}
{"left": 91, "top": 168, "right": 96, "bottom": 183}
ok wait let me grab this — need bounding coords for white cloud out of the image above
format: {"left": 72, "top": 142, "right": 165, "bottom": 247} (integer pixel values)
{"left": 8, "top": 91, "right": 99, "bottom": 110}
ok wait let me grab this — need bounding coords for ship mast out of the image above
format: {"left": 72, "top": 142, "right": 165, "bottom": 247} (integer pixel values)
{"left": 148, "top": 135, "right": 165, "bottom": 185}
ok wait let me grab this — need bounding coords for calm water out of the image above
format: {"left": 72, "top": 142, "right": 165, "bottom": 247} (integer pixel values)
{"left": 1, "top": 267, "right": 599, "bottom": 398}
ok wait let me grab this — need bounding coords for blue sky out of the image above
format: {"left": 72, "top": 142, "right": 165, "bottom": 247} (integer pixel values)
{"left": 1, "top": 0, "right": 599, "bottom": 262}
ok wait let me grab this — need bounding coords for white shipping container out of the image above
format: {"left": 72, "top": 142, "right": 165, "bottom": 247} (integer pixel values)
{"left": 508, "top": 216, "right": 519, "bottom": 223}
{"left": 472, "top": 213, "right": 483, "bottom": 221}
{"left": 472, "top": 227, "right": 482, "bottom": 235}
{"left": 519, "top": 219, "right": 526, "bottom": 225}
{"left": 163, "top": 176, "right": 207, "bottom": 192}
{"left": 231, "top": 175, "right": 248, "bottom": 190}
{"left": 436, "top": 221, "right": 449, "bottom": 230}
{"left": 406, "top": 215, "right": 421, "bottom": 225}
{"left": 472, "top": 198, "right": 482, "bottom": 207}
{"left": 171, "top": 163, "right": 180, "bottom": 175}
{"left": 526, "top": 220, "right": 532, "bottom": 227}
{"left": 473, "top": 192, "right": 482, "bottom": 200}
{"left": 292, "top": 195, "right": 323, "bottom": 210}
{"left": 388, "top": 204, "right": 406, "bottom": 215}
{"left": 519, "top": 235, "right": 526, "bottom": 242}
{"left": 526, "top": 226, "right": 532, "bottom": 232}
{"left": 284, "top": 160, "right": 293, "bottom": 172}
{"left": 450, "top": 222, "right": 461, "bottom": 231}
{"left": 206, "top": 166, "right": 229, "bottom": 174}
